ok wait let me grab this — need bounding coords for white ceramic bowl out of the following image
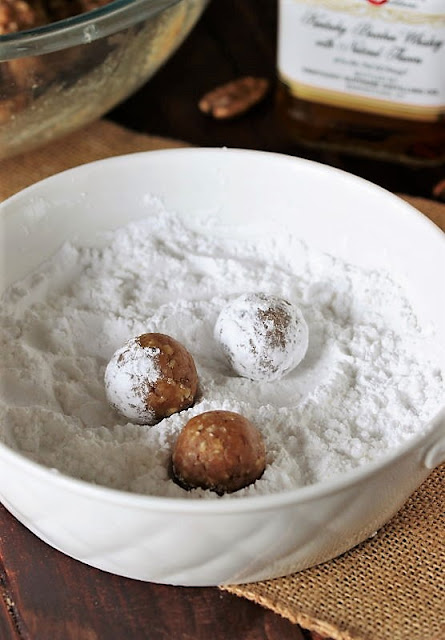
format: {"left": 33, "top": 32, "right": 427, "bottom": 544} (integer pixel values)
{"left": 0, "top": 149, "right": 444, "bottom": 586}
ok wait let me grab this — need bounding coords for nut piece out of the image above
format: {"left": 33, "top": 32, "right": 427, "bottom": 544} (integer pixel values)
{"left": 0, "top": 0, "right": 48, "bottom": 34}
{"left": 172, "top": 410, "right": 266, "bottom": 494}
{"left": 0, "top": 0, "right": 114, "bottom": 29}
{"left": 105, "top": 333, "right": 199, "bottom": 425}
{"left": 0, "top": 0, "right": 115, "bottom": 125}
{"left": 198, "top": 76, "right": 269, "bottom": 119}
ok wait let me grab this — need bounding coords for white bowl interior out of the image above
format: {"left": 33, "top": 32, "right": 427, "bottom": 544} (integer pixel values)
{"left": 2, "top": 149, "right": 444, "bottom": 349}
{"left": 0, "top": 148, "right": 444, "bottom": 585}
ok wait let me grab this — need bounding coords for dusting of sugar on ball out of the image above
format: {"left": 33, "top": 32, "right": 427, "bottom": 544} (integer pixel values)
{"left": 172, "top": 410, "right": 266, "bottom": 494}
{"left": 214, "top": 293, "right": 309, "bottom": 382}
{"left": 104, "top": 333, "right": 198, "bottom": 425}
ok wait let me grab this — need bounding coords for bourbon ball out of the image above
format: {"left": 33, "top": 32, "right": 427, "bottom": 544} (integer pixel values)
{"left": 172, "top": 410, "right": 266, "bottom": 494}
{"left": 104, "top": 333, "right": 198, "bottom": 425}
{"left": 214, "top": 293, "right": 309, "bottom": 382}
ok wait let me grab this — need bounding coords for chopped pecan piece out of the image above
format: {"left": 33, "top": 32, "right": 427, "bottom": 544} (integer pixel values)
{"left": 199, "top": 76, "right": 269, "bottom": 119}
{"left": 0, "top": 0, "right": 48, "bottom": 35}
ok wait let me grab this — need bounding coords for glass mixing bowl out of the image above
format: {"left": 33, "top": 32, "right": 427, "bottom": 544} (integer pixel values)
{"left": 0, "top": 0, "right": 208, "bottom": 159}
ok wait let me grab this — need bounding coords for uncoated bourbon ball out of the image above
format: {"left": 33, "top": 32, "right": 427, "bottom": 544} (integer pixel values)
{"left": 172, "top": 410, "right": 266, "bottom": 494}
{"left": 214, "top": 293, "right": 309, "bottom": 382}
{"left": 104, "top": 333, "right": 198, "bottom": 425}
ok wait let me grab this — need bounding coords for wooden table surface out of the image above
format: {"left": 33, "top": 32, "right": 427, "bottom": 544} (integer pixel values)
{"left": 0, "top": 1, "right": 443, "bottom": 639}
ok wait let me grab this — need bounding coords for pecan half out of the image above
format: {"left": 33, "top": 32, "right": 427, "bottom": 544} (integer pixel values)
{"left": 198, "top": 76, "right": 269, "bottom": 119}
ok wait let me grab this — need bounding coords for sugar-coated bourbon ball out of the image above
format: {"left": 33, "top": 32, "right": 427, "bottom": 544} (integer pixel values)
{"left": 104, "top": 333, "right": 198, "bottom": 425}
{"left": 172, "top": 410, "right": 266, "bottom": 494}
{"left": 214, "top": 293, "right": 309, "bottom": 382}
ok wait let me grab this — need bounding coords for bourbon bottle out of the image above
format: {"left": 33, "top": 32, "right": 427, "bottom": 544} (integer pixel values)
{"left": 276, "top": 0, "right": 445, "bottom": 165}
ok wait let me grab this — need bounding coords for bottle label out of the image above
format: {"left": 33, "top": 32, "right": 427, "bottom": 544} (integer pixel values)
{"left": 278, "top": 0, "right": 445, "bottom": 120}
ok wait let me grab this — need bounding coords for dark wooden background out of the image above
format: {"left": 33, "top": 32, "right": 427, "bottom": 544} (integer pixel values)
{"left": 1, "top": 1, "right": 443, "bottom": 639}
{"left": 111, "top": 0, "right": 444, "bottom": 200}
{"left": 0, "top": 502, "right": 305, "bottom": 639}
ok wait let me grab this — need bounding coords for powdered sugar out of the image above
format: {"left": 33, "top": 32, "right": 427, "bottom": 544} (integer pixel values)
{"left": 0, "top": 207, "right": 443, "bottom": 499}
{"left": 214, "top": 293, "right": 309, "bottom": 381}
{"left": 104, "top": 337, "right": 161, "bottom": 425}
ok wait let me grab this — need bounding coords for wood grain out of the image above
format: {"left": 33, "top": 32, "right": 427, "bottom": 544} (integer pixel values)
{"left": 0, "top": 504, "right": 306, "bottom": 639}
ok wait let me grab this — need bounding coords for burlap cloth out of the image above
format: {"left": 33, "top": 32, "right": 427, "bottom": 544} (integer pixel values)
{"left": 0, "top": 120, "right": 444, "bottom": 640}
